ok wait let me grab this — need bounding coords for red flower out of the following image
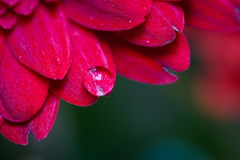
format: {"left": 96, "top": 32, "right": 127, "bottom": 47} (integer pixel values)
{"left": 0, "top": 0, "right": 189, "bottom": 144}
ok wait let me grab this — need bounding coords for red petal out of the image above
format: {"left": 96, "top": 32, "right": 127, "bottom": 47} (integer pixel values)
{"left": 50, "top": 23, "right": 115, "bottom": 106}
{"left": 62, "top": 0, "right": 151, "bottom": 31}
{"left": 1, "top": 0, "right": 20, "bottom": 7}
{"left": 107, "top": 35, "right": 183, "bottom": 85}
{"left": 116, "top": 1, "right": 184, "bottom": 47}
{"left": 0, "top": 29, "right": 4, "bottom": 61}
{"left": 0, "top": 2, "right": 6, "bottom": 15}
{"left": 0, "top": 115, "right": 3, "bottom": 126}
{"left": 182, "top": 0, "right": 240, "bottom": 32}
{"left": 0, "top": 120, "right": 29, "bottom": 145}
{"left": 0, "top": 92, "right": 59, "bottom": 145}
{"left": 0, "top": 10, "right": 18, "bottom": 29}
{"left": 0, "top": 44, "right": 49, "bottom": 122}
{"left": 7, "top": 3, "right": 71, "bottom": 79}
{"left": 153, "top": 32, "right": 189, "bottom": 72}
{"left": 13, "top": 0, "right": 39, "bottom": 16}
{"left": 29, "top": 92, "right": 59, "bottom": 141}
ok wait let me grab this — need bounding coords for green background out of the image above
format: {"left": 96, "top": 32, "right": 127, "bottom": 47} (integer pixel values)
{"left": 1, "top": 58, "right": 240, "bottom": 160}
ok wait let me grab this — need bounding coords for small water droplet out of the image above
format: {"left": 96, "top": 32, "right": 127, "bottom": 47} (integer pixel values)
{"left": 145, "top": 40, "right": 150, "bottom": 44}
{"left": 100, "top": 23, "right": 104, "bottom": 26}
{"left": 56, "top": 56, "right": 62, "bottom": 66}
{"left": 129, "top": 20, "right": 132, "bottom": 23}
{"left": 144, "top": 7, "right": 147, "bottom": 10}
{"left": 19, "top": 55, "right": 22, "bottom": 59}
{"left": 83, "top": 66, "right": 114, "bottom": 96}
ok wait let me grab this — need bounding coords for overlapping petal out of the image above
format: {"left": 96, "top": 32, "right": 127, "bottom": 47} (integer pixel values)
{"left": 0, "top": 93, "right": 59, "bottom": 145}
{"left": 116, "top": 1, "right": 184, "bottom": 47}
{"left": 182, "top": 0, "right": 240, "bottom": 32}
{"left": 0, "top": 10, "right": 18, "bottom": 29}
{"left": 62, "top": 0, "right": 152, "bottom": 31}
{"left": 107, "top": 32, "right": 189, "bottom": 84}
{"left": 7, "top": 3, "right": 71, "bottom": 79}
{"left": 50, "top": 22, "right": 115, "bottom": 106}
{"left": 0, "top": 44, "right": 49, "bottom": 122}
{"left": 13, "top": 0, "right": 39, "bottom": 16}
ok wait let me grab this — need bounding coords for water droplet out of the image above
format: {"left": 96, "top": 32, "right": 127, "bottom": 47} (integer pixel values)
{"left": 144, "top": 7, "right": 147, "bottom": 10}
{"left": 19, "top": 55, "right": 22, "bottom": 59}
{"left": 145, "top": 40, "right": 150, "bottom": 44}
{"left": 129, "top": 20, "right": 132, "bottom": 23}
{"left": 100, "top": 23, "right": 104, "bottom": 26}
{"left": 83, "top": 66, "right": 114, "bottom": 96}
{"left": 56, "top": 56, "right": 62, "bottom": 66}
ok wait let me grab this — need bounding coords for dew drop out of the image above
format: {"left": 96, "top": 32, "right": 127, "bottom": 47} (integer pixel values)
{"left": 83, "top": 66, "right": 114, "bottom": 96}
{"left": 129, "top": 20, "right": 132, "bottom": 23}
{"left": 145, "top": 40, "right": 150, "bottom": 44}
{"left": 56, "top": 56, "right": 62, "bottom": 66}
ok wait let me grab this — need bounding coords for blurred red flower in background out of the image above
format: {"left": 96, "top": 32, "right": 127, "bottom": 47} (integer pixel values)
{"left": 0, "top": 0, "right": 189, "bottom": 145}
{"left": 182, "top": 0, "right": 240, "bottom": 120}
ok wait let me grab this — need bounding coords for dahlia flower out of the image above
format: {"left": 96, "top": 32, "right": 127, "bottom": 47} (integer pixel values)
{"left": 0, "top": 0, "right": 189, "bottom": 145}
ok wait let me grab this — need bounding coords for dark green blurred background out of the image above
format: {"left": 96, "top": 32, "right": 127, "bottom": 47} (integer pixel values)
{"left": 1, "top": 63, "right": 240, "bottom": 160}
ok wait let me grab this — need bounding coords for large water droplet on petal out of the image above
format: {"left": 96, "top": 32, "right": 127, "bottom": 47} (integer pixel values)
{"left": 84, "top": 66, "right": 114, "bottom": 96}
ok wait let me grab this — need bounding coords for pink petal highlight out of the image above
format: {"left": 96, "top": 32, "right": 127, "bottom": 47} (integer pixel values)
{"left": 62, "top": 0, "right": 151, "bottom": 31}
{"left": 7, "top": 3, "right": 71, "bottom": 79}
{"left": 13, "top": 0, "right": 39, "bottom": 16}
{"left": 116, "top": 1, "right": 184, "bottom": 47}
{"left": 0, "top": 44, "right": 49, "bottom": 122}
{"left": 0, "top": 93, "right": 59, "bottom": 145}
{"left": 0, "top": 10, "right": 18, "bottom": 29}
{"left": 51, "top": 23, "right": 115, "bottom": 106}
{"left": 107, "top": 34, "right": 184, "bottom": 85}
{"left": 182, "top": 0, "right": 240, "bottom": 32}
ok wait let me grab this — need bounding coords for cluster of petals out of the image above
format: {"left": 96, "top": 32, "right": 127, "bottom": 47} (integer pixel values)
{"left": 182, "top": 0, "right": 240, "bottom": 120}
{"left": 0, "top": 0, "right": 189, "bottom": 145}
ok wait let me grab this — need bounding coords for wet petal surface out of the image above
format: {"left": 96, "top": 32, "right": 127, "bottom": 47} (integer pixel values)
{"left": 51, "top": 23, "right": 115, "bottom": 106}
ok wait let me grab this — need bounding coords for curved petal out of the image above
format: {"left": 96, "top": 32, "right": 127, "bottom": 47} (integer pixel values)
{"left": 13, "top": 0, "right": 39, "bottom": 16}
{"left": 152, "top": 32, "right": 189, "bottom": 72}
{"left": 0, "top": 10, "right": 18, "bottom": 29}
{"left": 50, "top": 23, "right": 115, "bottom": 106}
{"left": 116, "top": 1, "right": 184, "bottom": 47}
{"left": 7, "top": 3, "right": 71, "bottom": 79}
{"left": 0, "top": 44, "right": 49, "bottom": 122}
{"left": 182, "top": 0, "right": 240, "bottom": 32}
{"left": 107, "top": 34, "right": 188, "bottom": 84}
{"left": 62, "top": 0, "right": 152, "bottom": 31}
{"left": 29, "top": 92, "right": 59, "bottom": 141}
{"left": 0, "top": 92, "right": 59, "bottom": 145}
